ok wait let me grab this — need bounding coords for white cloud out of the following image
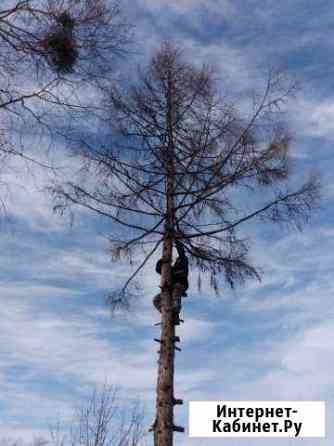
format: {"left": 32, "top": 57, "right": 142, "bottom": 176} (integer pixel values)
{"left": 136, "top": 0, "right": 236, "bottom": 16}
{"left": 290, "top": 95, "right": 334, "bottom": 141}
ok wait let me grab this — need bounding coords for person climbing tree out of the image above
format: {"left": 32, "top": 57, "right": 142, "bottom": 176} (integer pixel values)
{"left": 153, "top": 240, "right": 189, "bottom": 325}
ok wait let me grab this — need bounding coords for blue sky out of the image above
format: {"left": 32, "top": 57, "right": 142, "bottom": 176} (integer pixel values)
{"left": 1, "top": 0, "right": 334, "bottom": 444}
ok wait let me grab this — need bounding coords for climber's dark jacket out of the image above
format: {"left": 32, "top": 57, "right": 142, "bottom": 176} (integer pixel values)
{"left": 155, "top": 241, "right": 189, "bottom": 290}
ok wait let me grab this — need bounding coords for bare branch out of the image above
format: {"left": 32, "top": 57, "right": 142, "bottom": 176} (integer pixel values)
{"left": 53, "top": 41, "right": 320, "bottom": 291}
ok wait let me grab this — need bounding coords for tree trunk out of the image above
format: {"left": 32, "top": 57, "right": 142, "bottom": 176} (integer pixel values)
{"left": 154, "top": 66, "right": 179, "bottom": 446}
{"left": 154, "top": 233, "right": 176, "bottom": 446}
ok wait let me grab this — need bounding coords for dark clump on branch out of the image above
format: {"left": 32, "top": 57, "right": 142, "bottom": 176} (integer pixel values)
{"left": 41, "top": 12, "right": 78, "bottom": 74}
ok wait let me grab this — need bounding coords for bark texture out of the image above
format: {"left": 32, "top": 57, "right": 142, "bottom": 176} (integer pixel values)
{"left": 155, "top": 233, "right": 176, "bottom": 446}
{"left": 154, "top": 66, "right": 179, "bottom": 446}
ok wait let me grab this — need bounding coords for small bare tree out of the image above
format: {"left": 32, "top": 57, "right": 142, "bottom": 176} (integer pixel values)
{"left": 0, "top": 0, "right": 131, "bottom": 103}
{"left": 0, "top": 0, "right": 132, "bottom": 213}
{"left": 48, "top": 385, "right": 145, "bottom": 446}
{"left": 0, "top": 0, "right": 132, "bottom": 141}
{"left": 0, "top": 385, "right": 145, "bottom": 446}
{"left": 51, "top": 43, "right": 320, "bottom": 446}
{"left": 0, "top": 0, "right": 133, "bottom": 133}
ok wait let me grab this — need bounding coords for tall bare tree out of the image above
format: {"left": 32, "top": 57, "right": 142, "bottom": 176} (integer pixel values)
{"left": 51, "top": 43, "right": 320, "bottom": 446}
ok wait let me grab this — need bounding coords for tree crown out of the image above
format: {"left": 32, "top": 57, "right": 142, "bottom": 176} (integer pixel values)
{"left": 52, "top": 42, "right": 320, "bottom": 306}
